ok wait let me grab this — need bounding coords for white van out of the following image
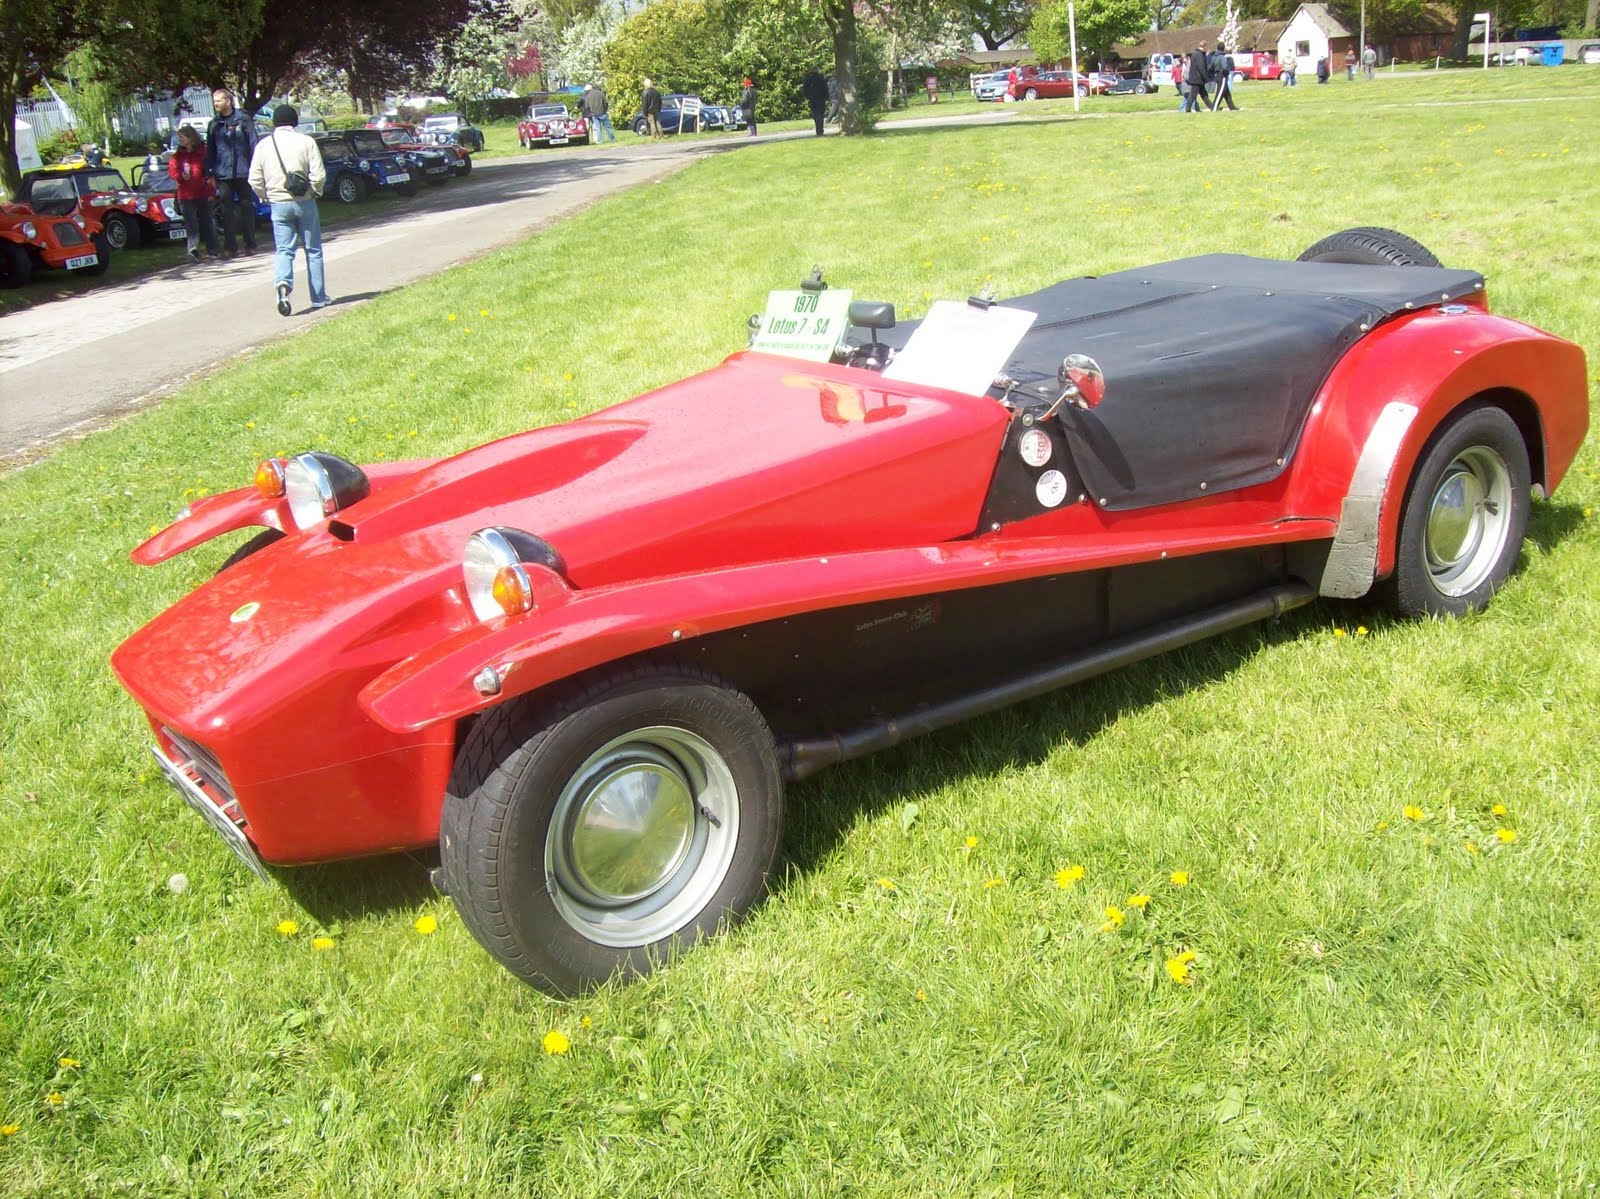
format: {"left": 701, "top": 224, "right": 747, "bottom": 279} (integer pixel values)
{"left": 1145, "top": 52, "right": 1177, "bottom": 84}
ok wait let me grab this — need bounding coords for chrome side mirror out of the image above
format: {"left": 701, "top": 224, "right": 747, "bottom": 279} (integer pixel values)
{"left": 1043, "top": 353, "right": 1105, "bottom": 419}
{"left": 1058, "top": 354, "right": 1105, "bottom": 409}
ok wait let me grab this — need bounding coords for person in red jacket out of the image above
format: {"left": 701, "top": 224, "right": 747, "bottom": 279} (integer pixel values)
{"left": 168, "top": 126, "right": 220, "bottom": 262}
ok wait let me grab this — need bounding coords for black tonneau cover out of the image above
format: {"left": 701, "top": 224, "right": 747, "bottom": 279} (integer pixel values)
{"left": 883, "top": 254, "right": 1484, "bottom": 510}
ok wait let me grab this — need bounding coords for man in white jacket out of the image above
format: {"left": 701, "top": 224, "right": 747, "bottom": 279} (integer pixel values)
{"left": 248, "top": 104, "right": 330, "bottom": 316}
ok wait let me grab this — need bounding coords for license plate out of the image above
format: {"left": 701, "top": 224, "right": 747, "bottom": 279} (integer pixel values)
{"left": 65, "top": 253, "right": 98, "bottom": 270}
{"left": 168, "top": 228, "right": 187, "bottom": 239}
{"left": 550, "top": 137, "right": 568, "bottom": 145}
{"left": 388, "top": 172, "right": 410, "bottom": 184}
{"left": 149, "top": 745, "right": 269, "bottom": 881}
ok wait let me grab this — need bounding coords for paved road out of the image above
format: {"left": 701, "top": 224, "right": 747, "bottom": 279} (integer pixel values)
{"left": 0, "top": 131, "right": 792, "bottom": 461}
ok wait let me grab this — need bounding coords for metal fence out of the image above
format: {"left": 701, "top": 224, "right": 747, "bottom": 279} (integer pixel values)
{"left": 15, "top": 88, "right": 216, "bottom": 147}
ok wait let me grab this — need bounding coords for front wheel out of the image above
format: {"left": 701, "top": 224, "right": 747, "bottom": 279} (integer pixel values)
{"left": 455, "top": 157, "right": 472, "bottom": 177}
{"left": 1386, "top": 405, "right": 1530, "bottom": 618}
{"left": 81, "top": 232, "right": 111, "bottom": 276}
{"left": 1076, "top": 84, "right": 1088, "bottom": 97}
{"left": 394, "top": 180, "right": 418, "bottom": 197}
{"left": 632, "top": 117, "right": 648, "bottom": 136}
{"left": 1134, "top": 81, "right": 1149, "bottom": 94}
{"left": 335, "top": 174, "right": 365, "bottom": 205}
{"left": 102, "top": 211, "right": 137, "bottom": 250}
{"left": 0, "top": 240, "right": 32, "bottom": 288}
{"left": 442, "top": 664, "right": 784, "bottom": 994}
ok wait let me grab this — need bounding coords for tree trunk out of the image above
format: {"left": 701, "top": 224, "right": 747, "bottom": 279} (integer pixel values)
{"left": 1588, "top": 0, "right": 1598, "bottom": 34}
{"left": 825, "top": 0, "right": 860, "bottom": 135}
{"left": 0, "top": 89, "right": 21, "bottom": 201}
{"left": 1450, "top": 3, "right": 1474, "bottom": 60}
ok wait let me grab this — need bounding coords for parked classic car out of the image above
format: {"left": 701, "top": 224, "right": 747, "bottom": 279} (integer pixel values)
{"left": 1100, "top": 71, "right": 1158, "bottom": 94}
{"left": 20, "top": 164, "right": 183, "bottom": 250}
{"left": 0, "top": 201, "right": 110, "bottom": 287}
{"left": 1576, "top": 43, "right": 1600, "bottom": 64}
{"left": 519, "top": 103, "right": 589, "bottom": 148}
{"left": 113, "top": 227, "right": 1589, "bottom": 994}
{"left": 312, "top": 131, "right": 420, "bottom": 203}
{"left": 627, "top": 94, "right": 740, "bottom": 135}
{"left": 421, "top": 113, "right": 485, "bottom": 152}
{"left": 372, "top": 129, "right": 458, "bottom": 185}
{"left": 1008, "top": 69, "right": 1102, "bottom": 100}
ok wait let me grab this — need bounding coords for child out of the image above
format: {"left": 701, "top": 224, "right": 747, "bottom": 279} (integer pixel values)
{"left": 168, "top": 126, "right": 220, "bottom": 262}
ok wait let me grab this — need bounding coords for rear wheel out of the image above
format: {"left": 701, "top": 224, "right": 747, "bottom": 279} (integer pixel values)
{"left": 1386, "top": 405, "right": 1530, "bottom": 618}
{"left": 1134, "top": 81, "right": 1149, "bottom": 94}
{"left": 1298, "top": 227, "right": 1442, "bottom": 267}
{"left": 1076, "top": 83, "right": 1088, "bottom": 97}
{"left": 442, "top": 664, "right": 784, "bottom": 994}
{"left": 1024, "top": 87, "right": 1040, "bottom": 100}
{"left": 0, "top": 241, "right": 32, "bottom": 288}
{"left": 102, "top": 211, "right": 138, "bottom": 250}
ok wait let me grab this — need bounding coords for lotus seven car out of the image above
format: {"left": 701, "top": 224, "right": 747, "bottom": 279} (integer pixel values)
{"left": 112, "top": 228, "right": 1590, "bottom": 993}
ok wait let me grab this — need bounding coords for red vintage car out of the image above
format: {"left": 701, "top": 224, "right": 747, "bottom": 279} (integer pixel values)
{"left": 519, "top": 103, "right": 589, "bottom": 148}
{"left": 112, "top": 228, "right": 1589, "bottom": 994}
{"left": 1008, "top": 68, "right": 1105, "bottom": 100}
{"left": 21, "top": 164, "right": 184, "bottom": 251}
{"left": 0, "top": 201, "right": 111, "bottom": 286}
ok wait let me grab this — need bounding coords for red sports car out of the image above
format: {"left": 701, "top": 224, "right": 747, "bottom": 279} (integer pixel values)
{"left": 112, "top": 228, "right": 1589, "bottom": 993}
{"left": 0, "top": 201, "right": 111, "bottom": 286}
{"left": 519, "top": 103, "right": 589, "bottom": 148}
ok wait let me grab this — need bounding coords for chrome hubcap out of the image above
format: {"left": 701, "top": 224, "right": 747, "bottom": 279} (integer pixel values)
{"left": 1424, "top": 446, "right": 1511, "bottom": 597}
{"left": 547, "top": 727, "right": 738, "bottom": 948}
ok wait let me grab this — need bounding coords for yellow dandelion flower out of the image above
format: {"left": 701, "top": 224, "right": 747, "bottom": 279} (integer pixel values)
{"left": 564, "top": 372, "right": 574, "bottom": 381}
{"left": 407, "top": 429, "right": 417, "bottom": 438}
{"left": 1491, "top": 803, "right": 1508, "bottom": 817}
{"left": 1356, "top": 626, "right": 1368, "bottom": 636}
{"left": 1164, "top": 957, "right": 1192, "bottom": 984}
{"left": 448, "top": 313, "right": 457, "bottom": 321}
{"left": 277, "top": 919, "right": 299, "bottom": 937}
{"left": 1465, "top": 841, "right": 1480, "bottom": 854}
{"left": 964, "top": 835, "right": 979, "bottom": 849}
{"left": 1177, "top": 950, "right": 1196, "bottom": 964}
{"left": 311, "top": 936, "right": 335, "bottom": 951}
{"left": 1403, "top": 804, "right": 1426, "bottom": 822}
{"left": 0, "top": 1124, "right": 18, "bottom": 1136}
{"left": 1169, "top": 870, "right": 1190, "bottom": 886}
{"left": 1127, "top": 894, "right": 1150, "bottom": 909}
{"left": 542, "top": 1030, "right": 571, "bottom": 1055}
{"left": 45, "top": 1094, "right": 63, "bottom": 1107}
{"left": 580, "top": 1016, "right": 592, "bottom": 1029}
{"left": 1055, "top": 864, "right": 1086, "bottom": 889}
{"left": 876, "top": 877, "right": 897, "bottom": 891}
{"left": 915, "top": 989, "right": 926, "bottom": 1002}
{"left": 479, "top": 309, "right": 488, "bottom": 317}
{"left": 1100, "top": 906, "right": 1125, "bottom": 932}
{"left": 983, "top": 877, "right": 1003, "bottom": 889}
{"left": 1496, "top": 828, "right": 1517, "bottom": 844}
{"left": 415, "top": 914, "right": 438, "bottom": 935}
{"left": 347, "top": 416, "right": 358, "bottom": 424}
{"left": 246, "top": 420, "right": 256, "bottom": 430}
{"left": 57, "top": 1058, "right": 80, "bottom": 1069}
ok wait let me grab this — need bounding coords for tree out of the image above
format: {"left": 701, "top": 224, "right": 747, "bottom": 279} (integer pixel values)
{"left": 546, "top": 9, "right": 615, "bottom": 88}
{"left": 601, "top": 0, "right": 735, "bottom": 112}
{"left": 953, "top": 0, "right": 1038, "bottom": 49}
{"left": 1, "top": 0, "right": 88, "bottom": 197}
{"left": 1028, "top": 0, "right": 1154, "bottom": 62}
{"left": 430, "top": 6, "right": 520, "bottom": 110}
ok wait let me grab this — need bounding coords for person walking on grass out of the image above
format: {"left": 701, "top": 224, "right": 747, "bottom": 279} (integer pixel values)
{"left": 1185, "top": 44, "right": 1211, "bottom": 111}
{"left": 583, "top": 83, "right": 616, "bottom": 143}
{"left": 205, "top": 87, "right": 259, "bottom": 258}
{"left": 168, "top": 126, "right": 219, "bottom": 262}
{"left": 247, "top": 105, "right": 329, "bottom": 318}
{"left": 642, "top": 79, "right": 663, "bottom": 140}
{"left": 803, "top": 67, "right": 828, "bottom": 136}
{"left": 740, "top": 77, "right": 758, "bottom": 135}
{"left": 1280, "top": 48, "right": 1298, "bottom": 86}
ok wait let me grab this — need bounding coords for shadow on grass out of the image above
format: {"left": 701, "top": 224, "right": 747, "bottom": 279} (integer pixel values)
{"left": 1525, "top": 496, "right": 1586, "bottom": 555}
{"left": 272, "top": 846, "right": 441, "bottom": 923}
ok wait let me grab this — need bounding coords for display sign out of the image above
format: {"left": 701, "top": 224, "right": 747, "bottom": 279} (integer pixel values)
{"left": 679, "top": 96, "right": 703, "bottom": 132}
{"left": 882, "top": 301, "right": 1037, "bottom": 396}
{"left": 751, "top": 289, "right": 854, "bottom": 362}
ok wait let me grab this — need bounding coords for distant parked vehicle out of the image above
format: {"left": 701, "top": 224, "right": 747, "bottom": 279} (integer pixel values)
{"left": 1575, "top": 43, "right": 1599, "bottom": 63}
{"left": 1228, "top": 51, "right": 1283, "bottom": 81}
{"left": 1101, "top": 72, "right": 1157, "bottom": 94}
{"left": 421, "top": 113, "right": 484, "bottom": 151}
{"left": 371, "top": 129, "right": 458, "bottom": 185}
{"left": 519, "top": 103, "right": 589, "bottom": 148}
{"left": 626, "top": 95, "right": 740, "bottom": 135}
{"left": 313, "top": 131, "right": 420, "bottom": 203}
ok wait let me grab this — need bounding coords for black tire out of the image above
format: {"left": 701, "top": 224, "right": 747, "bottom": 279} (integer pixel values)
{"left": 423, "top": 172, "right": 448, "bottom": 187}
{"left": 1297, "top": 226, "right": 1442, "bottom": 267}
{"left": 0, "top": 241, "right": 32, "bottom": 288}
{"left": 394, "top": 180, "right": 418, "bottom": 197}
{"left": 1385, "top": 404, "right": 1530, "bottom": 618}
{"left": 632, "top": 116, "right": 648, "bottom": 136}
{"left": 102, "top": 211, "right": 137, "bottom": 251}
{"left": 1134, "top": 81, "right": 1149, "bottom": 94}
{"left": 81, "top": 233, "right": 111, "bottom": 276}
{"left": 442, "top": 663, "right": 784, "bottom": 994}
{"left": 1024, "top": 87, "right": 1040, "bottom": 100}
{"left": 1076, "top": 84, "right": 1088, "bottom": 97}
{"left": 217, "top": 528, "right": 286, "bottom": 574}
{"left": 456, "top": 156, "right": 472, "bottom": 177}
{"left": 335, "top": 174, "right": 365, "bottom": 205}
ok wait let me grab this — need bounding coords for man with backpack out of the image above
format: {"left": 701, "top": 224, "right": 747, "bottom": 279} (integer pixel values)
{"left": 205, "top": 87, "right": 259, "bottom": 258}
{"left": 1185, "top": 44, "right": 1211, "bottom": 111}
{"left": 247, "top": 105, "right": 329, "bottom": 317}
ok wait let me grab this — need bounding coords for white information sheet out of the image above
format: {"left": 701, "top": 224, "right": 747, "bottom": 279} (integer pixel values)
{"left": 751, "top": 289, "right": 854, "bottom": 363}
{"left": 882, "top": 301, "right": 1038, "bottom": 396}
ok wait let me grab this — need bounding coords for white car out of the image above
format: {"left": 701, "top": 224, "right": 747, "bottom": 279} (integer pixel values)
{"left": 1578, "top": 43, "right": 1600, "bottom": 64}
{"left": 971, "top": 70, "right": 1011, "bottom": 100}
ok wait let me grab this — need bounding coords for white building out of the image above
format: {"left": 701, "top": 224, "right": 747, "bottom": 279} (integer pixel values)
{"left": 1277, "top": 3, "right": 1355, "bottom": 70}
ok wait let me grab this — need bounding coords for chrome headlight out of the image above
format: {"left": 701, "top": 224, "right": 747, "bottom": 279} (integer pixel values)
{"left": 136, "top": 198, "right": 148, "bottom": 213}
{"left": 358, "top": 159, "right": 371, "bottom": 172}
{"left": 283, "top": 452, "right": 371, "bottom": 529}
{"left": 463, "top": 527, "right": 566, "bottom": 622}
{"left": 21, "top": 221, "right": 37, "bottom": 239}
{"left": 160, "top": 198, "right": 178, "bottom": 219}
{"left": 71, "top": 214, "right": 86, "bottom": 230}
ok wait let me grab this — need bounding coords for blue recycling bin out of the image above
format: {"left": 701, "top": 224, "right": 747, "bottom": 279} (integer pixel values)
{"left": 1540, "top": 43, "right": 1565, "bottom": 65}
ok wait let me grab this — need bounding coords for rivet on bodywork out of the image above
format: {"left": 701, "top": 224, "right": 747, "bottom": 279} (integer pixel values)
{"left": 1199, "top": 481, "right": 1208, "bottom": 491}
{"left": 1099, "top": 497, "right": 1109, "bottom": 506}
{"left": 472, "top": 666, "right": 502, "bottom": 696}
{"left": 672, "top": 629, "right": 683, "bottom": 641}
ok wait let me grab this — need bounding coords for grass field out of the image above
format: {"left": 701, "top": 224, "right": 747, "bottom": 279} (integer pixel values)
{"left": 3, "top": 67, "right": 1600, "bottom": 1197}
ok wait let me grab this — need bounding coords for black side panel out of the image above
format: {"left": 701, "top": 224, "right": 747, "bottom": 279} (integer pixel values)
{"left": 650, "top": 547, "right": 1294, "bottom": 742}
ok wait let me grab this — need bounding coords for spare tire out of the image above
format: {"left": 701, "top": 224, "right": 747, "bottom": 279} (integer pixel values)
{"left": 1297, "top": 227, "right": 1441, "bottom": 267}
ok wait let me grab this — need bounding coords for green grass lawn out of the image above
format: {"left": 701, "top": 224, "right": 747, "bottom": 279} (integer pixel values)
{"left": 3, "top": 67, "right": 1600, "bottom": 1197}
